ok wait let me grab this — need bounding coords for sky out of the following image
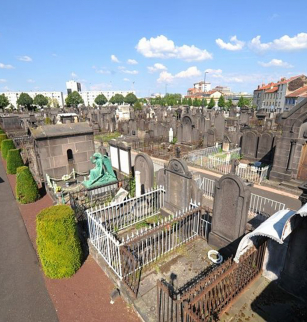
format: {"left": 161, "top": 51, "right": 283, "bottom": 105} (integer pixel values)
{"left": 1, "top": 0, "right": 307, "bottom": 97}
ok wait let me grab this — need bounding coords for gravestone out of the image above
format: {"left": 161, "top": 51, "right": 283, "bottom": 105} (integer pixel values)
{"left": 208, "top": 173, "right": 251, "bottom": 249}
{"left": 181, "top": 115, "right": 193, "bottom": 143}
{"left": 214, "top": 113, "right": 225, "bottom": 141}
{"left": 241, "top": 130, "right": 258, "bottom": 159}
{"left": 169, "top": 128, "right": 174, "bottom": 143}
{"left": 134, "top": 152, "right": 154, "bottom": 193}
{"left": 161, "top": 158, "right": 192, "bottom": 215}
{"left": 207, "top": 129, "right": 216, "bottom": 147}
{"left": 257, "top": 132, "right": 274, "bottom": 162}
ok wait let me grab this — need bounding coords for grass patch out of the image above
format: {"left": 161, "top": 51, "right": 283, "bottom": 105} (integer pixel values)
{"left": 94, "top": 131, "right": 121, "bottom": 143}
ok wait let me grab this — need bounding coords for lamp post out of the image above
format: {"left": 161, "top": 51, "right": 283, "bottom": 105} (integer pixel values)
{"left": 202, "top": 72, "right": 209, "bottom": 111}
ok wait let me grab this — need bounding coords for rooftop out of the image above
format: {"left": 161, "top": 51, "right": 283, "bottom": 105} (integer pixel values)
{"left": 31, "top": 122, "right": 93, "bottom": 139}
{"left": 286, "top": 85, "right": 307, "bottom": 98}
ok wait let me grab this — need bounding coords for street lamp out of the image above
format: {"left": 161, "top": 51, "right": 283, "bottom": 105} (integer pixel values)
{"left": 204, "top": 72, "right": 208, "bottom": 93}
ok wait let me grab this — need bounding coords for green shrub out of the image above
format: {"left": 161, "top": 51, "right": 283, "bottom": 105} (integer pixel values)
{"left": 1, "top": 139, "right": 15, "bottom": 159}
{"left": 16, "top": 166, "right": 39, "bottom": 203}
{"left": 36, "top": 205, "right": 82, "bottom": 279}
{"left": 0, "top": 128, "right": 4, "bottom": 134}
{"left": 6, "top": 149, "right": 24, "bottom": 174}
{"left": 0, "top": 134, "right": 7, "bottom": 150}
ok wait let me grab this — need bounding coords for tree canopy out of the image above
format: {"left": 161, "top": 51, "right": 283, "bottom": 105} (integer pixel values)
{"left": 110, "top": 94, "right": 124, "bottom": 105}
{"left": 0, "top": 94, "right": 9, "bottom": 109}
{"left": 17, "top": 93, "right": 33, "bottom": 109}
{"left": 208, "top": 97, "right": 215, "bottom": 109}
{"left": 94, "top": 94, "right": 108, "bottom": 106}
{"left": 65, "top": 91, "right": 84, "bottom": 107}
{"left": 237, "top": 96, "right": 252, "bottom": 108}
{"left": 201, "top": 98, "right": 208, "bottom": 107}
{"left": 124, "top": 93, "right": 138, "bottom": 106}
{"left": 226, "top": 99, "right": 233, "bottom": 109}
{"left": 133, "top": 101, "right": 142, "bottom": 111}
{"left": 33, "top": 94, "right": 48, "bottom": 108}
{"left": 218, "top": 95, "right": 226, "bottom": 109}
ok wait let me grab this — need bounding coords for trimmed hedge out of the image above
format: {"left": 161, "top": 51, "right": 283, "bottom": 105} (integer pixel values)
{"left": 6, "top": 149, "right": 24, "bottom": 174}
{"left": 36, "top": 205, "right": 82, "bottom": 279}
{"left": 1, "top": 139, "right": 15, "bottom": 159}
{"left": 16, "top": 166, "right": 39, "bottom": 203}
{"left": 0, "top": 134, "right": 7, "bottom": 150}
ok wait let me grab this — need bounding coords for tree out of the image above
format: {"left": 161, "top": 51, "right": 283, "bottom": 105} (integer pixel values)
{"left": 182, "top": 97, "right": 188, "bottom": 105}
{"left": 94, "top": 94, "right": 108, "bottom": 106}
{"left": 226, "top": 99, "right": 233, "bottom": 109}
{"left": 208, "top": 97, "right": 215, "bottom": 109}
{"left": 124, "top": 93, "right": 138, "bottom": 106}
{"left": 17, "top": 93, "right": 33, "bottom": 109}
{"left": 218, "top": 95, "right": 226, "bottom": 109}
{"left": 201, "top": 98, "right": 207, "bottom": 108}
{"left": 237, "top": 96, "right": 245, "bottom": 108}
{"left": 188, "top": 98, "right": 192, "bottom": 106}
{"left": 133, "top": 101, "right": 142, "bottom": 110}
{"left": 65, "top": 91, "right": 84, "bottom": 107}
{"left": 33, "top": 94, "right": 48, "bottom": 108}
{"left": 110, "top": 94, "right": 124, "bottom": 105}
{"left": 0, "top": 94, "right": 9, "bottom": 109}
{"left": 193, "top": 98, "right": 200, "bottom": 107}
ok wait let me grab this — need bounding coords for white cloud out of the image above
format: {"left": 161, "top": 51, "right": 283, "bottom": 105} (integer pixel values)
{"left": 205, "top": 69, "right": 243, "bottom": 83}
{"left": 52, "top": 53, "right": 57, "bottom": 57}
{"left": 258, "top": 59, "right": 293, "bottom": 68}
{"left": 147, "top": 63, "right": 167, "bottom": 73}
{"left": 157, "top": 66, "right": 201, "bottom": 83}
{"left": 0, "top": 79, "right": 7, "bottom": 83}
{"left": 249, "top": 33, "right": 307, "bottom": 52}
{"left": 0, "top": 63, "right": 14, "bottom": 69}
{"left": 123, "top": 78, "right": 130, "bottom": 82}
{"left": 215, "top": 36, "right": 245, "bottom": 51}
{"left": 127, "top": 59, "right": 138, "bottom": 65}
{"left": 118, "top": 66, "right": 138, "bottom": 74}
{"left": 71, "top": 72, "right": 77, "bottom": 78}
{"left": 18, "top": 55, "right": 32, "bottom": 62}
{"left": 136, "top": 35, "right": 212, "bottom": 61}
{"left": 97, "top": 69, "right": 111, "bottom": 74}
{"left": 27, "top": 79, "right": 35, "bottom": 83}
{"left": 111, "top": 54, "right": 120, "bottom": 63}
{"left": 157, "top": 71, "right": 174, "bottom": 84}
{"left": 175, "top": 66, "right": 201, "bottom": 78}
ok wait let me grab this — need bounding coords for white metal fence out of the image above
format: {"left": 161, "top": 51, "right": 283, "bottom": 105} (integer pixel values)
{"left": 87, "top": 187, "right": 165, "bottom": 232}
{"left": 195, "top": 176, "right": 215, "bottom": 200}
{"left": 235, "top": 164, "right": 270, "bottom": 184}
{"left": 249, "top": 193, "right": 286, "bottom": 218}
{"left": 88, "top": 212, "right": 122, "bottom": 278}
{"left": 183, "top": 144, "right": 222, "bottom": 164}
{"left": 195, "top": 176, "right": 286, "bottom": 218}
{"left": 122, "top": 203, "right": 203, "bottom": 269}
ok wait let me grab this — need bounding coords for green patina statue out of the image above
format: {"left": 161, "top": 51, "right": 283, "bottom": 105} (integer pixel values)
{"left": 82, "top": 153, "right": 117, "bottom": 189}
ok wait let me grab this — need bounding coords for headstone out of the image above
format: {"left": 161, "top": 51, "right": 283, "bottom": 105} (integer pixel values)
{"left": 169, "top": 128, "right": 174, "bottom": 143}
{"left": 214, "top": 113, "right": 225, "bottom": 141}
{"left": 208, "top": 174, "right": 251, "bottom": 249}
{"left": 162, "top": 158, "right": 192, "bottom": 214}
{"left": 134, "top": 152, "right": 154, "bottom": 193}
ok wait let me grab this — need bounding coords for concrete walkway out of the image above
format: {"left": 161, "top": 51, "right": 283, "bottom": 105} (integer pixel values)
{"left": 0, "top": 160, "right": 58, "bottom": 322}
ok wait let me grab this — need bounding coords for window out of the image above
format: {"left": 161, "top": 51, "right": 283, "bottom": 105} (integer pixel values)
{"left": 67, "top": 149, "right": 73, "bottom": 162}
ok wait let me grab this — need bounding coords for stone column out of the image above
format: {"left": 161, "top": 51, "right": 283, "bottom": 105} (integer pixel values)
{"left": 135, "top": 171, "right": 141, "bottom": 197}
{"left": 286, "top": 140, "right": 296, "bottom": 170}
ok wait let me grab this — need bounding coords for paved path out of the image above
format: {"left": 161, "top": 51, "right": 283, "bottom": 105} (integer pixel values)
{"left": 0, "top": 160, "right": 58, "bottom": 322}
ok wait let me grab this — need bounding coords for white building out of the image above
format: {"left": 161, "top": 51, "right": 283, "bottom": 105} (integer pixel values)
{"left": 193, "top": 81, "right": 211, "bottom": 92}
{"left": 0, "top": 91, "right": 64, "bottom": 108}
{"left": 66, "top": 80, "right": 81, "bottom": 94}
{"left": 80, "top": 90, "right": 136, "bottom": 106}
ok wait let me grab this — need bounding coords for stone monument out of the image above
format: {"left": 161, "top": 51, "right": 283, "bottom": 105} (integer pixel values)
{"left": 134, "top": 152, "right": 154, "bottom": 193}
{"left": 208, "top": 173, "right": 251, "bottom": 249}
{"left": 161, "top": 158, "right": 192, "bottom": 215}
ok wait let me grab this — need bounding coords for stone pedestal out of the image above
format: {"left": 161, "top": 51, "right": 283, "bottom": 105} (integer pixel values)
{"left": 208, "top": 173, "right": 251, "bottom": 249}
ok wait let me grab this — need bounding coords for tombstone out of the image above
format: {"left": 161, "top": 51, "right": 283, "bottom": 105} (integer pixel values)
{"left": 181, "top": 115, "right": 193, "bottom": 143}
{"left": 207, "top": 129, "right": 216, "bottom": 147}
{"left": 134, "top": 153, "right": 154, "bottom": 193}
{"left": 257, "top": 132, "right": 274, "bottom": 162}
{"left": 241, "top": 130, "right": 259, "bottom": 159}
{"left": 214, "top": 113, "right": 225, "bottom": 141}
{"left": 222, "top": 135, "right": 231, "bottom": 152}
{"left": 208, "top": 174, "right": 251, "bottom": 250}
{"left": 161, "top": 158, "right": 192, "bottom": 215}
{"left": 169, "top": 128, "right": 174, "bottom": 143}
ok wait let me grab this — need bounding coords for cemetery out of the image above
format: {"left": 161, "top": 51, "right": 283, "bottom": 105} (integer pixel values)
{"left": 1, "top": 98, "right": 307, "bottom": 321}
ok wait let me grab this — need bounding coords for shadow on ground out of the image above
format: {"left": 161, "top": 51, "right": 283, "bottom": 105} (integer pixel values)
{"left": 251, "top": 281, "right": 307, "bottom": 322}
